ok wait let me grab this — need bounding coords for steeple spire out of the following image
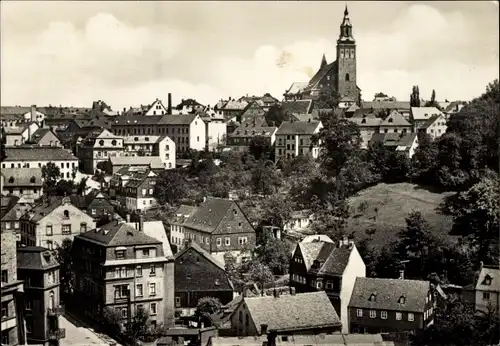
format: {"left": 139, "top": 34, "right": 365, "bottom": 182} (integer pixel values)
{"left": 344, "top": 3, "right": 349, "bottom": 16}
{"left": 339, "top": 3, "right": 354, "bottom": 42}
{"left": 320, "top": 53, "right": 327, "bottom": 68}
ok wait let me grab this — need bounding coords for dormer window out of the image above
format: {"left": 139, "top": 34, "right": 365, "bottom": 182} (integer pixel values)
{"left": 8, "top": 177, "right": 14, "bottom": 183}
{"left": 388, "top": 118, "right": 393, "bottom": 123}
{"left": 483, "top": 275, "right": 492, "bottom": 286}
{"left": 398, "top": 295, "right": 406, "bottom": 305}
{"left": 369, "top": 293, "right": 377, "bottom": 302}
{"left": 361, "top": 119, "right": 366, "bottom": 124}
{"left": 30, "top": 177, "right": 36, "bottom": 183}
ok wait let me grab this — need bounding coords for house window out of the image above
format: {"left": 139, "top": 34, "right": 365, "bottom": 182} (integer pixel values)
{"left": 408, "top": 313, "right": 414, "bottom": 321}
{"left": 150, "top": 265, "right": 156, "bottom": 276}
{"left": 149, "top": 283, "right": 156, "bottom": 296}
{"left": 80, "top": 223, "right": 87, "bottom": 233}
{"left": 316, "top": 281, "right": 323, "bottom": 289}
{"left": 398, "top": 296, "right": 406, "bottom": 305}
{"left": 150, "top": 303, "right": 157, "bottom": 315}
{"left": 136, "top": 266, "right": 142, "bottom": 276}
{"left": 136, "top": 284, "right": 143, "bottom": 297}
{"left": 216, "top": 238, "right": 222, "bottom": 247}
{"left": 381, "top": 311, "right": 388, "bottom": 319}
{"left": 62, "top": 225, "right": 72, "bottom": 235}
{"left": 91, "top": 209, "right": 96, "bottom": 215}
{"left": 46, "top": 225, "right": 53, "bottom": 236}
{"left": 121, "top": 308, "right": 128, "bottom": 318}
{"left": 63, "top": 210, "right": 69, "bottom": 218}
{"left": 116, "top": 250, "right": 125, "bottom": 259}
{"left": 369, "top": 310, "right": 376, "bottom": 318}
{"left": 369, "top": 294, "right": 376, "bottom": 302}
{"left": 175, "top": 297, "right": 181, "bottom": 308}
{"left": 483, "top": 292, "right": 490, "bottom": 300}
{"left": 143, "top": 249, "right": 150, "bottom": 257}
{"left": 396, "top": 312, "right": 402, "bottom": 320}
{"left": 357, "top": 309, "right": 363, "bottom": 317}
{"left": 1, "top": 270, "right": 8, "bottom": 284}
{"left": 326, "top": 280, "right": 333, "bottom": 289}
{"left": 225, "top": 237, "right": 230, "bottom": 246}
{"left": 114, "top": 284, "right": 129, "bottom": 299}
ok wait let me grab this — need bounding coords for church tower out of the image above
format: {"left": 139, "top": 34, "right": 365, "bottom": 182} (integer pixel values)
{"left": 336, "top": 5, "right": 358, "bottom": 102}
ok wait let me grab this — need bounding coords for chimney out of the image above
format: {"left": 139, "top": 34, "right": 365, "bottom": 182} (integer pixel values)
{"left": 308, "top": 118, "right": 311, "bottom": 123}
{"left": 260, "top": 324, "right": 268, "bottom": 335}
{"left": 167, "top": 93, "right": 172, "bottom": 114}
{"left": 273, "top": 289, "right": 279, "bottom": 298}
{"left": 289, "top": 287, "right": 296, "bottom": 295}
{"left": 30, "top": 105, "right": 37, "bottom": 122}
{"left": 126, "top": 214, "right": 130, "bottom": 223}
{"left": 139, "top": 214, "right": 144, "bottom": 232}
{"left": 399, "top": 269, "right": 405, "bottom": 280}
{"left": 116, "top": 219, "right": 119, "bottom": 225}
{"left": 343, "top": 235, "right": 349, "bottom": 246}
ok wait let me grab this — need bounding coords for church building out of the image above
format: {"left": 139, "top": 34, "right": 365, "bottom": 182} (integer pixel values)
{"left": 284, "top": 6, "right": 361, "bottom": 105}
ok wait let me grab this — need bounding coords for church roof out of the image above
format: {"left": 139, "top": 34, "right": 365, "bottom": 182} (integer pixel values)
{"left": 304, "top": 61, "right": 338, "bottom": 92}
{"left": 285, "top": 82, "right": 309, "bottom": 95}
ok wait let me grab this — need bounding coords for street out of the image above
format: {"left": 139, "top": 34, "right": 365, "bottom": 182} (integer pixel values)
{"left": 59, "top": 312, "right": 120, "bottom": 346}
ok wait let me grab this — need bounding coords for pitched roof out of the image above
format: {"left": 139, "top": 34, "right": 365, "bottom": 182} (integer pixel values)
{"left": 209, "top": 334, "right": 387, "bottom": 346}
{"left": 276, "top": 121, "right": 321, "bottom": 135}
{"left": 126, "top": 221, "right": 173, "bottom": 257}
{"left": 370, "top": 133, "right": 417, "bottom": 149}
{"left": 1, "top": 168, "right": 43, "bottom": 187}
{"left": 421, "top": 113, "right": 445, "bottom": 129}
{"left": 182, "top": 197, "right": 237, "bottom": 234}
{"left": 284, "top": 82, "right": 308, "bottom": 95}
{"left": 297, "top": 242, "right": 326, "bottom": 271}
{"left": 69, "top": 190, "right": 111, "bottom": 210}
{"left": 17, "top": 246, "right": 59, "bottom": 270}
{"left": 230, "top": 126, "right": 277, "bottom": 138}
{"left": 243, "top": 291, "right": 341, "bottom": 333}
{"left": 4, "top": 147, "right": 77, "bottom": 162}
{"left": 301, "top": 235, "right": 334, "bottom": 244}
{"left": 111, "top": 115, "right": 163, "bottom": 126}
{"left": 349, "top": 115, "right": 382, "bottom": 127}
{"left": 157, "top": 114, "right": 198, "bottom": 125}
{"left": 123, "top": 135, "right": 162, "bottom": 144}
{"left": 124, "top": 170, "right": 157, "bottom": 189}
{"left": 221, "top": 100, "right": 248, "bottom": 111}
{"left": 304, "top": 61, "right": 337, "bottom": 91}
{"left": 175, "top": 241, "right": 225, "bottom": 271}
{"left": 175, "top": 99, "right": 204, "bottom": 109}
{"left": 109, "top": 156, "right": 165, "bottom": 169}
{"left": 410, "top": 107, "right": 443, "bottom": 121}
{"left": 77, "top": 221, "right": 162, "bottom": 247}
{"left": 290, "top": 113, "right": 315, "bottom": 123}
{"left": 476, "top": 265, "right": 500, "bottom": 293}
{"left": 20, "top": 197, "right": 71, "bottom": 222}
{"left": 346, "top": 103, "right": 360, "bottom": 112}
{"left": 349, "top": 277, "right": 431, "bottom": 312}
{"left": 282, "top": 100, "right": 313, "bottom": 115}
{"left": 362, "top": 101, "right": 410, "bottom": 110}
{"left": 379, "top": 110, "right": 411, "bottom": 127}
{"left": 30, "top": 128, "right": 59, "bottom": 144}
{"left": 297, "top": 241, "right": 351, "bottom": 276}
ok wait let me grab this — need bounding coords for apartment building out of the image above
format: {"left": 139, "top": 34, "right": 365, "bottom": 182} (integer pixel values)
{"left": 410, "top": 107, "right": 444, "bottom": 129}
{"left": 71, "top": 221, "right": 174, "bottom": 327}
{"left": 17, "top": 247, "right": 65, "bottom": 346}
{"left": 474, "top": 264, "right": 500, "bottom": 315}
{"left": 274, "top": 120, "right": 323, "bottom": 162}
{"left": 200, "top": 112, "right": 227, "bottom": 152}
{"left": 418, "top": 114, "right": 448, "bottom": 140}
{"left": 0, "top": 168, "right": 43, "bottom": 203}
{"left": 3, "top": 122, "right": 40, "bottom": 147}
{"left": 0, "top": 105, "right": 45, "bottom": 130}
{"left": 1, "top": 228, "right": 25, "bottom": 346}
{"left": 2, "top": 147, "right": 79, "bottom": 180}
{"left": 29, "top": 128, "right": 62, "bottom": 147}
{"left": 123, "top": 135, "right": 176, "bottom": 169}
{"left": 78, "top": 129, "right": 124, "bottom": 174}
{"left": 20, "top": 196, "right": 96, "bottom": 249}
{"left": 227, "top": 125, "right": 277, "bottom": 153}
{"left": 118, "top": 169, "right": 159, "bottom": 212}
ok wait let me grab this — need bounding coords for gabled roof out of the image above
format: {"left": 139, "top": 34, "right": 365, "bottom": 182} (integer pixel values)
{"left": 126, "top": 221, "right": 173, "bottom": 257}
{"left": 77, "top": 221, "right": 162, "bottom": 247}
{"left": 284, "top": 82, "right": 309, "bottom": 95}
{"left": 304, "top": 61, "right": 337, "bottom": 91}
{"left": 20, "top": 197, "right": 74, "bottom": 223}
{"left": 209, "top": 334, "right": 387, "bottom": 346}
{"left": 362, "top": 101, "right": 410, "bottom": 110}
{"left": 123, "top": 135, "right": 163, "bottom": 144}
{"left": 3, "top": 147, "right": 77, "bottom": 162}
{"left": 229, "top": 126, "right": 277, "bottom": 138}
{"left": 349, "top": 277, "right": 431, "bottom": 312}
{"left": 17, "top": 246, "right": 59, "bottom": 270}
{"left": 109, "top": 156, "right": 164, "bottom": 169}
{"left": 301, "top": 235, "right": 334, "bottom": 244}
{"left": 175, "top": 241, "right": 225, "bottom": 271}
{"left": 410, "top": 107, "right": 443, "bottom": 121}
{"left": 111, "top": 115, "right": 163, "bottom": 126}
{"left": 476, "top": 265, "right": 500, "bottom": 293}
{"left": 349, "top": 115, "right": 382, "bottom": 127}
{"left": 157, "top": 114, "right": 198, "bottom": 125}
{"left": 182, "top": 197, "right": 244, "bottom": 234}
{"left": 282, "top": 100, "right": 313, "bottom": 115}
{"left": 296, "top": 241, "right": 351, "bottom": 275}
{"left": 124, "top": 169, "right": 157, "bottom": 189}
{"left": 379, "top": 110, "right": 411, "bottom": 127}
{"left": 69, "top": 190, "right": 111, "bottom": 210}
{"left": 175, "top": 99, "right": 204, "bottom": 110}
{"left": 221, "top": 100, "right": 248, "bottom": 111}
{"left": 421, "top": 113, "right": 445, "bottom": 129}
{"left": 1, "top": 168, "right": 43, "bottom": 187}
{"left": 242, "top": 291, "right": 341, "bottom": 333}
{"left": 370, "top": 133, "right": 417, "bottom": 149}
{"left": 30, "top": 128, "right": 59, "bottom": 144}
{"left": 290, "top": 113, "right": 315, "bottom": 123}
{"left": 276, "top": 121, "right": 321, "bottom": 135}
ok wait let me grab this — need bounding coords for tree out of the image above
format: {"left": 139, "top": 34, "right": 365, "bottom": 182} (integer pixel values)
{"left": 102, "top": 307, "right": 122, "bottom": 335}
{"left": 247, "top": 260, "right": 275, "bottom": 293}
{"left": 0, "top": 136, "right": 6, "bottom": 162}
{"left": 126, "top": 307, "right": 165, "bottom": 342}
{"left": 154, "top": 170, "right": 188, "bottom": 206}
{"left": 42, "top": 162, "right": 61, "bottom": 196}
{"left": 410, "top": 85, "right": 421, "bottom": 107}
{"left": 374, "top": 92, "right": 388, "bottom": 99}
{"left": 195, "top": 297, "right": 222, "bottom": 318}
{"left": 96, "top": 160, "right": 112, "bottom": 175}
{"left": 250, "top": 159, "right": 281, "bottom": 196}
{"left": 410, "top": 133, "right": 439, "bottom": 185}
{"left": 254, "top": 237, "right": 291, "bottom": 275}
{"left": 54, "top": 239, "right": 74, "bottom": 299}
{"left": 314, "top": 85, "right": 340, "bottom": 110}
{"left": 259, "top": 194, "right": 292, "bottom": 230}
{"left": 248, "top": 136, "right": 274, "bottom": 161}
{"left": 76, "top": 177, "right": 88, "bottom": 196}
{"left": 265, "top": 104, "right": 288, "bottom": 127}
{"left": 55, "top": 179, "right": 75, "bottom": 196}
{"left": 424, "top": 89, "right": 441, "bottom": 109}
{"left": 447, "top": 176, "right": 500, "bottom": 265}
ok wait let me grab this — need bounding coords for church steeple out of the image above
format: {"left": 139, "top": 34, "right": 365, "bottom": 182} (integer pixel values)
{"left": 320, "top": 53, "right": 327, "bottom": 68}
{"left": 339, "top": 4, "right": 354, "bottom": 42}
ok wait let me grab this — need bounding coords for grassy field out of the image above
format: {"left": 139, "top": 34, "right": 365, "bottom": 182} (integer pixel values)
{"left": 347, "top": 183, "right": 456, "bottom": 251}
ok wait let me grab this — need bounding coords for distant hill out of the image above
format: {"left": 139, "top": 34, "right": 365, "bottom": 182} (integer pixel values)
{"left": 347, "top": 183, "right": 456, "bottom": 251}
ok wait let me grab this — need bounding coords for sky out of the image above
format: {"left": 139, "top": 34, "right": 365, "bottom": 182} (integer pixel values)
{"left": 1, "top": 1, "right": 498, "bottom": 109}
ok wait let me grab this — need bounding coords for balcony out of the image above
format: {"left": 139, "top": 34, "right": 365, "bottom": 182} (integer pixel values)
{"left": 47, "top": 305, "right": 65, "bottom": 317}
{"left": 48, "top": 328, "right": 66, "bottom": 340}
